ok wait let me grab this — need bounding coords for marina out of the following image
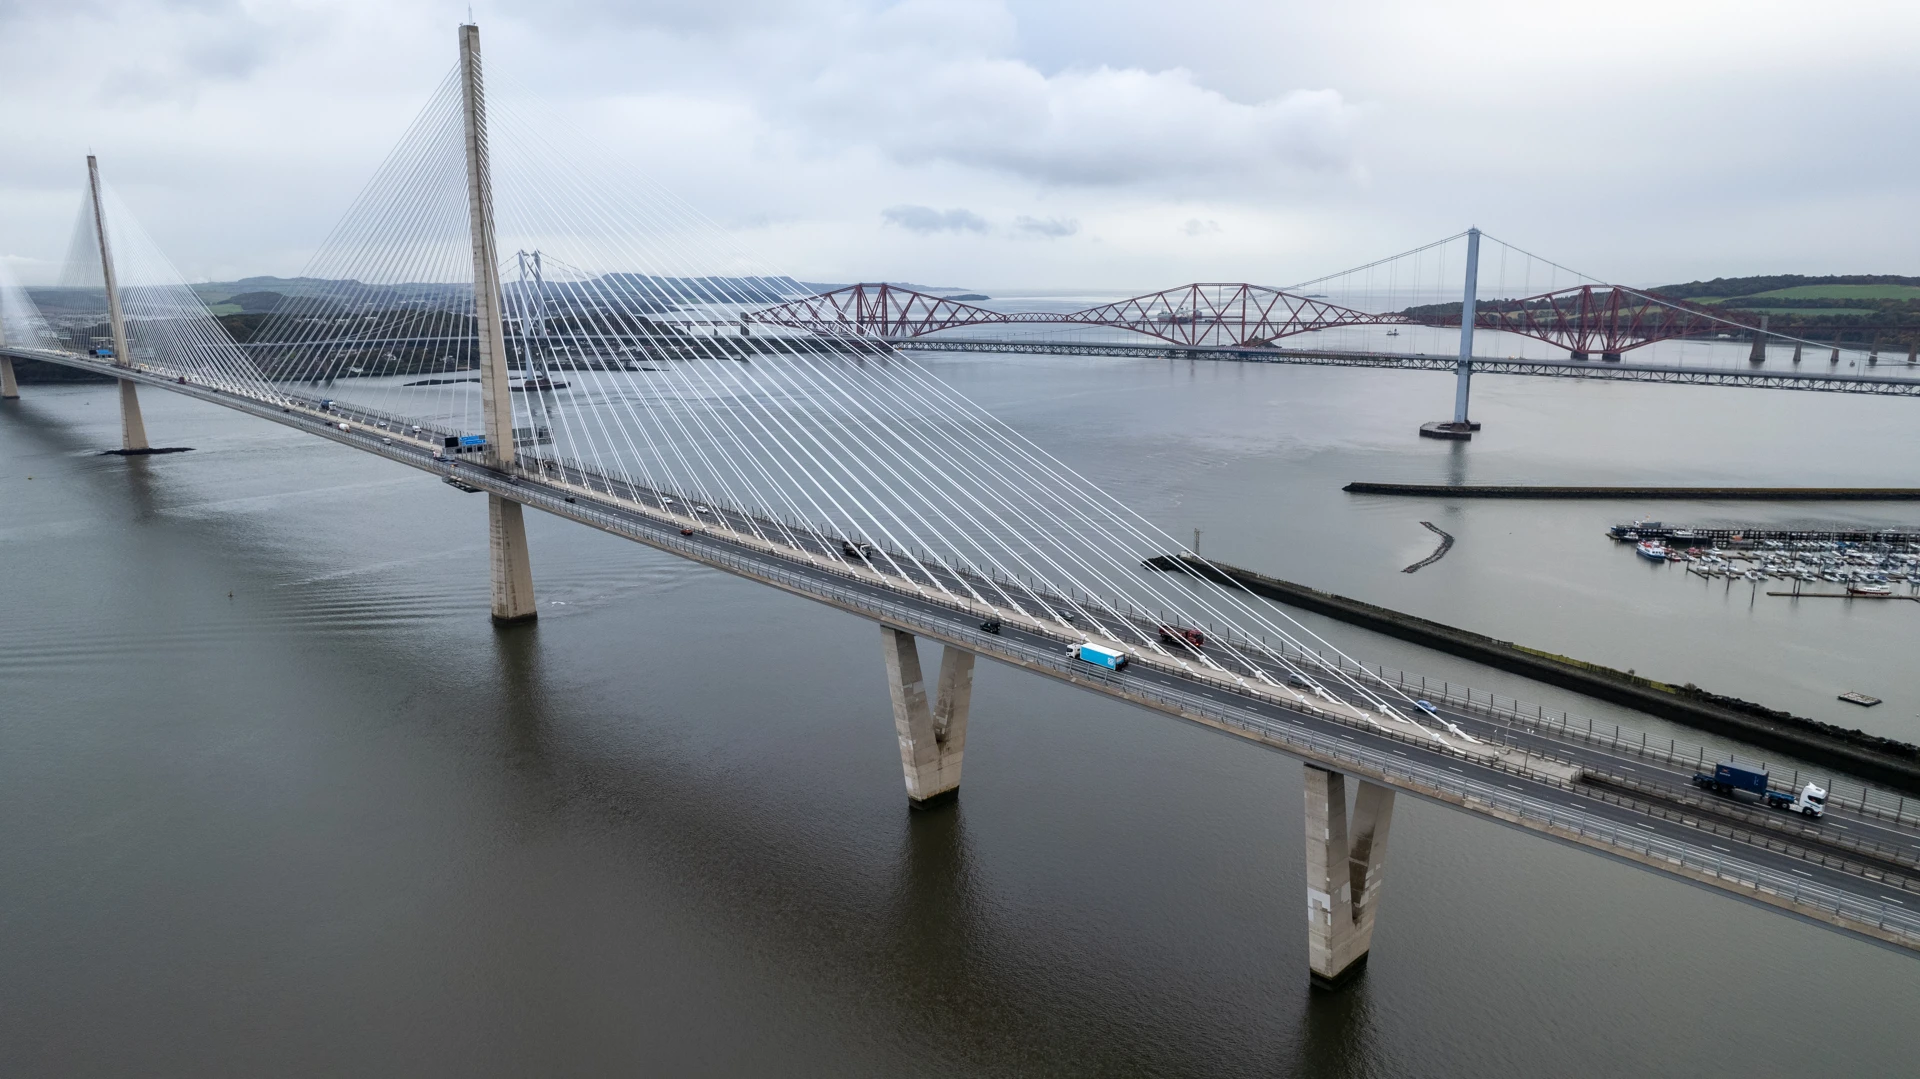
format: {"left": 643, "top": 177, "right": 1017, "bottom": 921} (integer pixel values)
{"left": 1612, "top": 520, "right": 1920, "bottom": 597}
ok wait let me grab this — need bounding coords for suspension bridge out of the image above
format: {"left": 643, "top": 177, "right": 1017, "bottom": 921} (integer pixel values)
{"left": 4, "top": 23, "right": 1919, "bottom": 989}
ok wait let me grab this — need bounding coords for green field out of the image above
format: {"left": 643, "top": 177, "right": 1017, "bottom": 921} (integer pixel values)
{"left": 1746, "top": 284, "right": 1920, "bottom": 301}
{"left": 1727, "top": 306, "right": 1877, "bottom": 318}
{"left": 206, "top": 303, "right": 243, "bottom": 316}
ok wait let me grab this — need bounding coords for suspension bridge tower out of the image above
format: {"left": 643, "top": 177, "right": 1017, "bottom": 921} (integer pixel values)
{"left": 88, "top": 155, "right": 149, "bottom": 451}
{"left": 459, "top": 22, "right": 538, "bottom": 624}
{"left": 1420, "top": 227, "right": 1481, "bottom": 441}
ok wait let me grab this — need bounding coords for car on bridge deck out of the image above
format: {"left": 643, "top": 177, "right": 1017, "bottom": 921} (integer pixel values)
{"left": 1157, "top": 624, "right": 1205, "bottom": 650}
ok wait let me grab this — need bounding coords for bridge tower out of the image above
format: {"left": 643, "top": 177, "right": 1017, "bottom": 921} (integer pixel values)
{"left": 1419, "top": 228, "right": 1481, "bottom": 441}
{"left": 1303, "top": 765, "right": 1396, "bottom": 988}
{"left": 880, "top": 627, "right": 974, "bottom": 809}
{"left": 460, "top": 22, "right": 537, "bottom": 625}
{"left": 87, "top": 155, "right": 149, "bottom": 451}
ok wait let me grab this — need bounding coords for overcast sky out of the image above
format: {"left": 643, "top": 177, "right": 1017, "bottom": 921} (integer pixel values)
{"left": 3, "top": 0, "right": 1917, "bottom": 290}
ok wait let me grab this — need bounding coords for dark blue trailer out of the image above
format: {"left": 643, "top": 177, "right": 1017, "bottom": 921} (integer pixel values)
{"left": 1692, "top": 761, "right": 1799, "bottom": 810}
{"left": 1695, "top": 761, "right": 1770, "bottom": 796}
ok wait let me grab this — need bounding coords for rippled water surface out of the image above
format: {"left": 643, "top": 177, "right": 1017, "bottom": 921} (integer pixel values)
{"left": 3, "top": 360, "right": 1918, "bottom": 1076}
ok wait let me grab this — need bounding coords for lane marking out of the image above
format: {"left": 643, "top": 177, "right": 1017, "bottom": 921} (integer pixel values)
{"left": 1630, "top": 822, "right": 1655, "bottom": 831}
{"left": 1507, "top": 785, "right": 1525, "bottom": 792}
{"left": 1884, "top": 896, "right": 1907, "bottom": 905}
{"left": 1448, "top": 766, "right": 1465, "bottom": 774}
{"left": 1391, "top": 750, "right": 1408, "bottom": 757}
{"left": 1791, "top": 869, "right": 1814, "bottom": 878}
{"left": 1711, "top": 845, "right": 1732, "bottom": 852}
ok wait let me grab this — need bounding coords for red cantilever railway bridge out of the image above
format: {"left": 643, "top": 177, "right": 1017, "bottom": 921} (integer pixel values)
{"left": 747, "top": 281, "right": 1738, "bottom": 359}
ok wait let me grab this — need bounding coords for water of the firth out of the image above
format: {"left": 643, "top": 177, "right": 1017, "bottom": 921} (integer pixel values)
{"left": 3, "top": 355, "right": 1918, "bottom": 1076}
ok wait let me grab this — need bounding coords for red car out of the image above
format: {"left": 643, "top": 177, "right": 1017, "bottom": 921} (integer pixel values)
{"left": 1157, "top": 624, "right": 1205, "bottom": 650}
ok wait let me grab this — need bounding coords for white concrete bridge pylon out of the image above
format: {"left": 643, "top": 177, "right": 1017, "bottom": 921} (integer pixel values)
{"left": 87, "top": 155, "right": 147, "bottom": 451}
{"left": 459, "top": 22, "right": 536, "bottom": 625}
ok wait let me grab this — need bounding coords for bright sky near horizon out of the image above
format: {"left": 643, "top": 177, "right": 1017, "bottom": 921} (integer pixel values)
{"left": 2, "top": 0, "right": 1916, "bottom": 290}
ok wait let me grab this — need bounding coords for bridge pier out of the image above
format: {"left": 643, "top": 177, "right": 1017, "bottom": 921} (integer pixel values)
{"left": 1748, "top": 315, "right": 1770, "bottom": 363}
{"left": 1, "top": 354, "right": 16, "bottom": 399}
{"left": 488, "top": 494, "right": 537, "bottom": 624}
{"left": 1303, "top": 764, "right": 1395, "bottom": 989}
{"left": 880, "top": 626, "right": 973, "bottom": 809}
{"left": 118, "top": 379, "right": 149, "bottom": 451}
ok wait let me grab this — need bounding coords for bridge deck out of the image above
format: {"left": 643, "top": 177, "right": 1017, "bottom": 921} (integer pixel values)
{"left": 896, "top": 338, "right": 1920, "bottom": 396}
{"left": 10, "top": 344, "right": 1920, "bottom": 952}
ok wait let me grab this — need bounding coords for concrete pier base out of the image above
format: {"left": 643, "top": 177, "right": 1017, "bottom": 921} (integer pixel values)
{"left": 1304, "top": 765, "right": 1395, "bottom": 990}
{"left": 1418, "top": 420, "right": 1478, "bottom": 441}
{"left": 487, "top": 494, "right": 537, "bottom": 624}
{"left": 880, "top": 626, "right": 973, "bottom": 809}
{"left": 118, "top": 378, "right": 149, "bottom": 451}
{"left": 1, "top": 355, "right": 18, "bottom": 399}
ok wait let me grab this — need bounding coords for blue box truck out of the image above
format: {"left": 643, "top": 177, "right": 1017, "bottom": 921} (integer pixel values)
{"left": 1074, "top": 642, "right": 1127, "bottom": 671}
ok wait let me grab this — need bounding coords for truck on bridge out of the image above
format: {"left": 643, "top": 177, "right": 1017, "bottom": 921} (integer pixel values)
{"left": 1692, "top": 761, "right": 1828, "bottom": 818}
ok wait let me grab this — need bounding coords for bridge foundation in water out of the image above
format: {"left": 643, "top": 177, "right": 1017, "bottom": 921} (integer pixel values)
{"left": 0, "top": 354, "right": 16, "bottom": 399}
{"left": 1304, "top": 764, "right": 1396, "bottom": 989}
{"left": 880, "top": 626, "right": 973, "bottom": 809}
{"left": 487, "top": 495, "right": 537, "bottom": 624}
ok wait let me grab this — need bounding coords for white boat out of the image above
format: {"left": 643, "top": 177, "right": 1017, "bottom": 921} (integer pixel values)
{"left": 1848, "top": 583, "right": 1894, "bottom": 597}
{"left": 1635, "top": 541, "right": 1668, "bottom": 562}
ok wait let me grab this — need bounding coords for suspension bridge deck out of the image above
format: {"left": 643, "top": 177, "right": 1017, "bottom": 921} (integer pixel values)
{"left": 895, "top": 338, "right": 1920, "bottom": 396}
{"left": 12, "top": 342, "right": 1920, "bottom": 954}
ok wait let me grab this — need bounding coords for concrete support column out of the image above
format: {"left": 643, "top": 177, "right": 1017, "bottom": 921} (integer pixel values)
{"left": 118, "top": 378, "right": 148, "bottom": 450}
{"left": 1, "top": 355, "right": 18, "bottom": 399}
{"left": 1303, "top": 765, "right": 1396, "bottom": 989}
{"left": 1747, "top": 314, "right": 1770, "bottom": 363}
{"left": 487, "top": 494, "right": 537, "bottom": 624}
{"left": 880, "top": 626, "right": 974, "bottom": 809}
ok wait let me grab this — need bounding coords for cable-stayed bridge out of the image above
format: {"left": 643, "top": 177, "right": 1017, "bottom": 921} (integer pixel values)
{"left": 4, "top": 23, "right": 1919, "bottom": 988}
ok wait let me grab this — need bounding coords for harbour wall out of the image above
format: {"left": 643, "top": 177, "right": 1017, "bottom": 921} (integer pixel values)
{"left": 1344, "top": 482, "right": 1920, "bottom": 500}
{"left": 1147, "top": 553, "right": 1920, "bottom": 791}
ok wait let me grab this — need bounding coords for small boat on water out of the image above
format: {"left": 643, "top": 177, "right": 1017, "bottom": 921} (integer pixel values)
{"left": 1635, "top": 540, "right": 1668, "bottom": 562}
{"left": 1847, "top": 583, "right": 1894, "bottom": 597}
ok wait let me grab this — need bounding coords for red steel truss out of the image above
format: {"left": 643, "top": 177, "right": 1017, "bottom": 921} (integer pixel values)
{"left": 747, "top": 282, "right": 1406, "bottom": 346}
{"left": 1055, "top": 283, "right": 1407, "bottom": 346}
{"left": 748, "top": 282, "right": 1742, "bottom": 356}
{"left": 744, "top": 283, "right": 1021, "bottom": 338}
{"left": 1463, "top": 285, "right": 1729, "bottom": 357}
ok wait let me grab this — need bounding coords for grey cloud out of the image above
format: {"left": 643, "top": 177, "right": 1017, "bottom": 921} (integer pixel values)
{"left": 1016, "top": 215, "right": 1079, "bottom": 237}
{"left": 1182, "top": 218, "right": 1221, "bottom": 236}
{"left": 882, "top": 205, "right": 989, "bottom": 234}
